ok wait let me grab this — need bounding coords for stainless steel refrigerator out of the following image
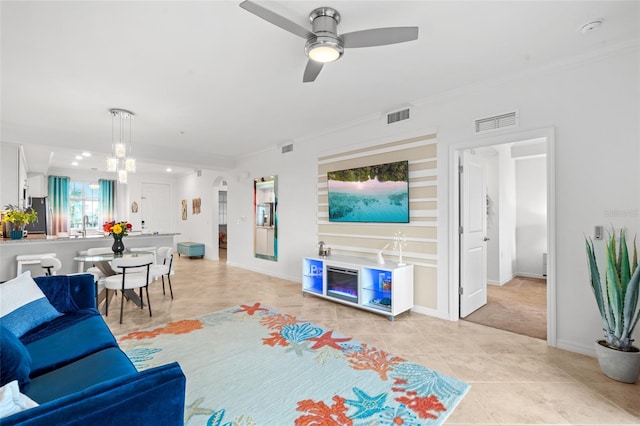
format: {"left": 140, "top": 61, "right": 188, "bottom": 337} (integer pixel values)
{"left": 24, "top": 196, "right": 50, "bottom": 234}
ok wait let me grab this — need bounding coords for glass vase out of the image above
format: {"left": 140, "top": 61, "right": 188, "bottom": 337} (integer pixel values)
{"left": 112, "top": 235, "right": 125, "bottom": 255}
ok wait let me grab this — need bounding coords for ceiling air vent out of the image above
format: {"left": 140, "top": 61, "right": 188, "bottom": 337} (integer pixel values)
{"left": 387, "top": 108, "right": 410, "bottom": 124}
{"left": 475, "top": 111, "right": 517, "bottom": 133}
{"left": 281, "top": 143, "right": 294, "bottom": 154}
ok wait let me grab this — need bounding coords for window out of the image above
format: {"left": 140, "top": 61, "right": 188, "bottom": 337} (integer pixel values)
{"left": 69, "top": 182, "right": 101, "bottom": 231}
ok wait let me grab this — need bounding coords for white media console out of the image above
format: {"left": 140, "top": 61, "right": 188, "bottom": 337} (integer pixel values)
{"left": 302, "top": 254, "right": 414, "bottom": 320}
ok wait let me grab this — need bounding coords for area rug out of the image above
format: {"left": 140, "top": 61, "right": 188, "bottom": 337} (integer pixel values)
{"left": 118, "top": 303, "right": 470, "bottom": 425}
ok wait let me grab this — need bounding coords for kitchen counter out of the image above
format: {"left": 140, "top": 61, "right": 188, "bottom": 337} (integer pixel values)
{"left": 0, "top": 233, "right": 179, "bottom": 281}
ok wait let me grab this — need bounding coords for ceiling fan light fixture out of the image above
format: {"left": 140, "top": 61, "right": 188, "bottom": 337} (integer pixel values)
{"left": 239, "top": 1, "right": 419, "bottom": 83}
{"left": 305, "top": 37, "right": 343, "bottom": 63}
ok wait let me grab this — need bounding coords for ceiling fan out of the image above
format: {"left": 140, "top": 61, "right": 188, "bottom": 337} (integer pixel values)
{"left": 239, "top": 1, "right": 419, "bottom": 83}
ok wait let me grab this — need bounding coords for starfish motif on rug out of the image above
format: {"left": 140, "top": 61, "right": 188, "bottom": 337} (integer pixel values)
{"left": 308, "top": 330, "right": 352, "bottom": 350}
{"left": 235, "top": 302, "right": 268, "bottom": 316}
{"left": 285, "top": 340, "right": 314, "bottom": 357}
{"left": 184, "top": 397, "right": 214, "bottom": 422}
{"left": 345, "top": 387, "right": 387, "bottom": 419}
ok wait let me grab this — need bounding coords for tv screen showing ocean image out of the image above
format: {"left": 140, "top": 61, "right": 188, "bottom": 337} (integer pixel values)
{"left": 327, "top": 160, "right": 409, "bottom": 223}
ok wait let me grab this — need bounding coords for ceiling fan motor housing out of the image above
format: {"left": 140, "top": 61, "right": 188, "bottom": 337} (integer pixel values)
{"left": 305, "top": 7, "right": 344, "bottom": 61}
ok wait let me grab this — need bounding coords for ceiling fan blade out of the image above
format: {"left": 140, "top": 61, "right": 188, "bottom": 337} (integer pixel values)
{"left": 303, "top": 60, "right": 323, "bottom": 83}
{"left": 239, "top": 1, "right": 314, "bottom": 40}
{"left": 342, "top": 27, "right": 419, "bottom": 48}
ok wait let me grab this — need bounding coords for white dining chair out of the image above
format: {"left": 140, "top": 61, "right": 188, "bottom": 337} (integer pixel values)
{"left": 103, "top": 254, "right": 154, "bottom": 324}
{"left": 150, "top": 247, "right": 174, "bottom": 299}
{"left": 16, "top": 253, "right": 57, "bottom": 276}
{"left": 130, "top": 246, "right": 158, "bottom": 264}
{"left": 85, "top": 247, "right": 114, "bottom": 300}
{"left": 41, "top": 257, "right": 62, "bottom": 276}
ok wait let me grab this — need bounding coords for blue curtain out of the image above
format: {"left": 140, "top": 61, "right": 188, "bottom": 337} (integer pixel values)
{"left": 99, "top": 179, "right": 116, "bottom": 223}
{"left": 48, "top": 176, "right": 69, "bottom": 235}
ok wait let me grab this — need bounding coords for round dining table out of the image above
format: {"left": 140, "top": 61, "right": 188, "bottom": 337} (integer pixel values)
{"left": 73, "top": 250, "right": 155, "bottom": 308}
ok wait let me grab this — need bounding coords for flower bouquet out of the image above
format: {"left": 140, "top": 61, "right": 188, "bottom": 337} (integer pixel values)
{"left": 104, "top": 221, "right": 132, "bottom": 254}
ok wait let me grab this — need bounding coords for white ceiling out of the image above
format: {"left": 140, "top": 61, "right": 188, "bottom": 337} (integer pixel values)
{"left": 2, "top": 1, "right": 638, "bottom": 175}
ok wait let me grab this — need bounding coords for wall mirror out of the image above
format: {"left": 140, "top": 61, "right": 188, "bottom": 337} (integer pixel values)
{"left": 254, "top": 176, "right": 277, "bottom": 261}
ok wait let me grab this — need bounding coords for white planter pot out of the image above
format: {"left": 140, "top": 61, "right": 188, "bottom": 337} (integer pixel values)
{"left": 594, "top": 340, "right": 640, "bottom": 384}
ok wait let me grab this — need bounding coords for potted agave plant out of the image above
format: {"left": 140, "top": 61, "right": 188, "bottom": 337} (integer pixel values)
{"left": 585, "top": 228, "right": 640, "bottom": 383}
{"left": 2, "top": 204, "right": 38, "bottom": 240}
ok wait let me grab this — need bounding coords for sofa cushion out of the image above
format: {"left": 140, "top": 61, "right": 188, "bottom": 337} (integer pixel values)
{"left": 22, "top": 347, "right": 138, "bottom": 404}
{"left": 24, "top": 314, "right": 118, "bottom": 378}
{"left": 0, "top": 272, "right": 62, "bottom": 338}
{"left": 0, "top": 381, "right": 38, "bottom": 420}
{"left": 0, "top": 325, "right": 31, "bottom": 389}
{"left": 19, "top": 309, "right": 99, "bottom": 346}
{"left": 2, "top": 362, "right": 185, "bottom": 426}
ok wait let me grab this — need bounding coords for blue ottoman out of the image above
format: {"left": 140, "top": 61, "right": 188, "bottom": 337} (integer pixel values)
{"left": 177, "top": 242, "right": 205, "bottom": 258}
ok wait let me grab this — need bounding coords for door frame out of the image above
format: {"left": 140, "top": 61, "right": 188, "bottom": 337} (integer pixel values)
{"left": 448, "top": 127, "right": 556, "bottom": 346}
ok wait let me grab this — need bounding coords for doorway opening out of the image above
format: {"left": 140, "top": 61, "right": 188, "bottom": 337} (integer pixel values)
{"left": 213, "top": 176, "right": 228, "bottom": 263}
{"left": 452, "top": 130, "right": 555, "bottom": 343}
{"left": 218, "top": 189, "right": 227, "bottom": 261}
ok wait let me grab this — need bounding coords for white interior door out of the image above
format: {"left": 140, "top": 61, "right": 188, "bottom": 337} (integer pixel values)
{"left": 141, "top": 183, "right": 171, "bottom": 233}
{"left": 459, "top": 152, "right": 488, "bottom": 317}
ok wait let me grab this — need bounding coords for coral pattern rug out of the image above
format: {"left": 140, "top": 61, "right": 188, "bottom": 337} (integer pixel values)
{"left": 118, "top": 303, "right": 470, "bottom": 425}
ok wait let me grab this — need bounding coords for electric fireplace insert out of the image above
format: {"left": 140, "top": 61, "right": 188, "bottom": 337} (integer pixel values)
{"left": 326, "top": 266, "right": 358, "bottom": 303}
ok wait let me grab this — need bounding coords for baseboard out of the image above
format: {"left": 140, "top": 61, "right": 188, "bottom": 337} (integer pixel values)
{"left": 411, "top": 305, "right": 453, "bottom": 321}
{"left": 515, "top": 272, "right": 547, "bottom": 280}
{"left": 555, "top": 338, "right": 596, "bottom": 357}
{"left": 487, "top": 275, "right": 514, "bottom": 286}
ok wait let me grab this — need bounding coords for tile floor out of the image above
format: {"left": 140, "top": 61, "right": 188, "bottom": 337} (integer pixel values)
{"left": 103, "top": 253, "right": 640, "bottom": 425}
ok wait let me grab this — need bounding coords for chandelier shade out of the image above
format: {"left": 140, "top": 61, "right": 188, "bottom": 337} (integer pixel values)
{"left": 89, "top": 167, "right": 100, "bottom": 190}
{"left": 107, "top": 108, "right": 136, "bottom": 184}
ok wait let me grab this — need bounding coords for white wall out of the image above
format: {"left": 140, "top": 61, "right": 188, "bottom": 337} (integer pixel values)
{"left": 229, "top": 145, "right": 317, "bottom": 281}
{"left": 175, "top": 170, "right": 231, "bottom": 261}
{"left": 497, "top": 145, "right": 516, "bottom": 284}
{"left": 228, "top": 46, "right": 639, "bottom": 354}
{"left": 471, "top": 149, "right": 501, "bottom": 284}
{"left": 515, "top": 156, "right": 547, "bottom": 277}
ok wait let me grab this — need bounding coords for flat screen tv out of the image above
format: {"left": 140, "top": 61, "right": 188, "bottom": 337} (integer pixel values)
{"left": 327, "top": 160, "right": 409, "bottom": 223}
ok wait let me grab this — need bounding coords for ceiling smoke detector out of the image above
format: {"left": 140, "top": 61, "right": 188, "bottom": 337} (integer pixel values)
{"left": 581, "top": 20, "right": 603, "bottom": 34}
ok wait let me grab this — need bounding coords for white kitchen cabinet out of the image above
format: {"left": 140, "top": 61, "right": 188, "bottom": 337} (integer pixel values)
{"left": 1, "top": 142, "right": 27, "bottom": 208}
{"left": 27, "top": 175, "right": 47, "bottom": 198}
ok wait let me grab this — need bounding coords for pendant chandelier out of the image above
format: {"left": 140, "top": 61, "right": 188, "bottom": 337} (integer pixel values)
{"left": 89, "top": 167, "right": 100, "bottom": 190}
{"left": 106, "top": 108, "right": 136, "bottom": 184}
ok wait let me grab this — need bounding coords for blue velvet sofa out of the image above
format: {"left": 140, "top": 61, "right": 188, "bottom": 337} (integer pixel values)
{"left": 2, "top": 273, "right": 186, "bottom": 425}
